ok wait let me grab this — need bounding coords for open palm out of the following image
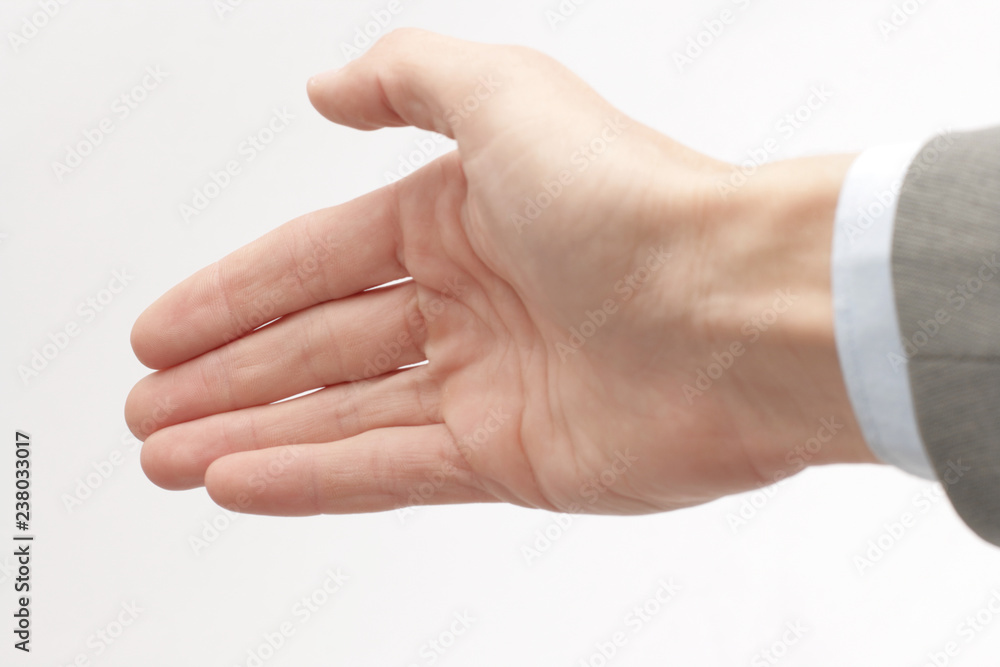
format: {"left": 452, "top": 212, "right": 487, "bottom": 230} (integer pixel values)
{"left": 126, "top": 30, "right": 868, "bottom": 517}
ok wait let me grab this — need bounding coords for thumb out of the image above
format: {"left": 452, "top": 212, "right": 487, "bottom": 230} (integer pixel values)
{"left": 306, "top": 29, "right": 604, "bottom": 150}
{"left": 307, "top": 29, "right": 507, "bottom": 139}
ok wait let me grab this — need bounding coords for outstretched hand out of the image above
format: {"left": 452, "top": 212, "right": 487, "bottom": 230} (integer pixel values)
{"left": 126, "top": 30, "right": 874, "bottom": 517}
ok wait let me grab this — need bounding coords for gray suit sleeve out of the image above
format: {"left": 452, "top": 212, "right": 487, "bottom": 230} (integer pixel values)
{"left": 892, "top": 126, "right": 1000, "bottom": 546}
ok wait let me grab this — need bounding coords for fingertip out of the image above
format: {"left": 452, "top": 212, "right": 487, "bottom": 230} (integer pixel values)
{"left": 129, "top": 318, "right": 155, "bottom": 370}
{"left": 305, "top": 29, "right": 461, "bottom": 133}
{"left": 140, "top": 430, "right": 201, "bottom": 491}
{"left": 307, "top": 67, "right": 341, "bottom": 91}
{"left": 307, "top": 66, "right": 346, "bottom": 119}
{"left": 203, "top": 456, "right": 234, "bottom": 505}
{"left": 205, "top": 455, "right": 272, "bottom": 515}
{"left": 129, "top": 309, "right": 145, "bottom": 357}
{"left": 206, "top": 448, "right": 318, "bottom": 517}
{"left": 124, "top": 383, "right": 142, "bottom": 439}
{"left": 130, "top": 307, "right": 171, "bottom": 370}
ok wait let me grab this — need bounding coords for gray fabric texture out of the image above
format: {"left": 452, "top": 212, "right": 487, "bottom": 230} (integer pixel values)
{"left": 893, "top": 126, "right": 1000, "bottom": 546}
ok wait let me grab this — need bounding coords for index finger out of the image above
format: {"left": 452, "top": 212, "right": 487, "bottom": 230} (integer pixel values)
{"left": 131, "top": 185, "right": 405, "bottom": 369}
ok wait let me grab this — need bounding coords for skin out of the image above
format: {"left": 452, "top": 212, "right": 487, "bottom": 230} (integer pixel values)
{"left": 124, "top": 29, "right": 878, "bottom": 518}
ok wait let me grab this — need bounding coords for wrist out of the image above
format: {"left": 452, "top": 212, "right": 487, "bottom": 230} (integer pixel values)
{"left": 696, "top": 154, "right": 880, "bottom": 472}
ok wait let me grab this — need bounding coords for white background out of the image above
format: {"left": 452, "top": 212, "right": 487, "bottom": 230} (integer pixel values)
{"left": 3, "top": 0, "right": 1000, "bottom": 665}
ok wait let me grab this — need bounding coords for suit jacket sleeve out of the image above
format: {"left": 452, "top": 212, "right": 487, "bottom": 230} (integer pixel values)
{"left": 892, "top": 126, "right": 1000, "bottom": 546}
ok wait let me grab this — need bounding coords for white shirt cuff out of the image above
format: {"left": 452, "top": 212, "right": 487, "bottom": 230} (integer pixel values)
{"left": 831, "top": 141, "right": 937, "bottom": 480}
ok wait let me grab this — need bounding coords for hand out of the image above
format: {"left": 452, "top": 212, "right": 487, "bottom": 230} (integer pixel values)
{"left": 125, "top": 29, "right": 876, "bottom": 517}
